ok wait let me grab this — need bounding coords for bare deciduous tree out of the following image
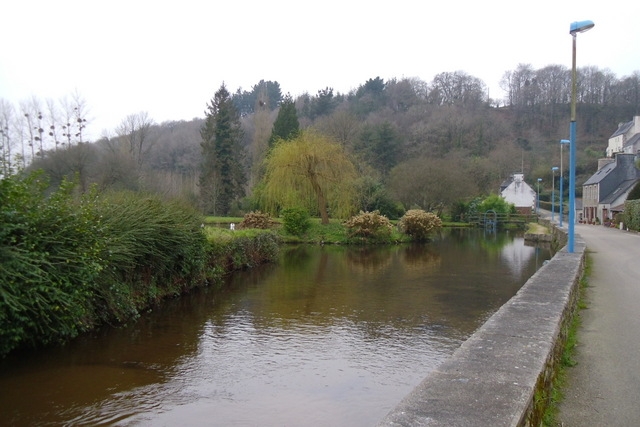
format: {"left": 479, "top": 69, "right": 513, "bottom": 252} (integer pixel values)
{"left": 0, "top": 99, "right": 16, "bottom": 175}
{"left": 314, "top": 108, "right": 360, "bottom": 147}
{"left": 116, "top": 111, "right": 155, "bottom": 170}
{"left": 45, "top": 98, "right": 61, "bottom": 150}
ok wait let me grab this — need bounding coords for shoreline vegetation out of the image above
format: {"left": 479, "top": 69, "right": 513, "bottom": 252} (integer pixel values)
{"left": 1, "top": 175, "right": 285, "bottom": 358}
{"left": 2, "top": 175, "right": 537, "bottom": 358}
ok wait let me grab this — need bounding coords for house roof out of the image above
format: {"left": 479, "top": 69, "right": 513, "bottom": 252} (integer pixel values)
{"left": 582, "top": 153, "right": 640, "bottom": 207}
{"left": 610, "top": 119, "right": 634, "bottom": 138}
{"left": 500, "top": 176, "right": 535, "bottom": 208}
{"left": 499, "top": 177, "right": 513, "bottom": 192}
{"left": 601, "top": 178, "right": 639, "bottom": 204}
{"left": 624, "top": 133, "right": 640, "bottom": 150}
{"left": 583, "top": 161, "right": 616, "bottom": 185}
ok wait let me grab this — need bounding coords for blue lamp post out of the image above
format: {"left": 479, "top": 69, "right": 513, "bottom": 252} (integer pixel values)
{"left": 559, "top": 139, "right": 570, "bottom": 227}
{"left": 537, "top": 178, "right": 542, "bottom": 214}
{"left": 551, "top": 166, "right": 559, "bottom": 221}
{"left": 568, "top": 20, "right": 594, "bottom": 253}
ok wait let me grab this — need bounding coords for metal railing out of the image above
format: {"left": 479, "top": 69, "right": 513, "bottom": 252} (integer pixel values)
{"left": 466, "top": 212, "right": 538, "bottom": 228}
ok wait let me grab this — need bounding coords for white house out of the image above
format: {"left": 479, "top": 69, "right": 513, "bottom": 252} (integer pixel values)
{"left": 606, "top": 115, "right": 640, "bottom": 157}
{"left": 500, "top": 173, "right": 536, "bottom": 214}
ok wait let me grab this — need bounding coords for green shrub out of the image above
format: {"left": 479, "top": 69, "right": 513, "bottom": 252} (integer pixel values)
{"left": 343, "top": 210, "right": 393, "bottom": 240}
{"left": 207, "top": 230, "right": 280, "bottom": 270}
{"left": 399, "top": 209, "right": 442, "bottom": 241}
{"left": 93, "top": 191, "right": 207, "bottom": 322}
{"left": 477, "top": 194, "right": 516, "bottom": 215}
{"left": 281, "top": 207, "right": 311, "bottom": 236}
{"left": 623, "top": 200, "right": 640, "bottom": 231}
{"left": 0, "top": 172, "right": 282, "bottom": 358}
{"left": 627, "top": 181, "right": 640, "bottom": 200}
{"left": 0, "top": 172, "right": 104, "bottom": 357}
{"left": 355, "top": 176, "right": 405, "bottom": 220}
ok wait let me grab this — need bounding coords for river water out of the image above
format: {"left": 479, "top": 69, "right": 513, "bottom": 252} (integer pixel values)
{"left": 0, "top": 229, "right": 550, "bottom": 426}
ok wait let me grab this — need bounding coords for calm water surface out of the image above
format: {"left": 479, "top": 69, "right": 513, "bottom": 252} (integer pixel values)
{"left": 0, "top": 229, "right": 550, "bottom": 426}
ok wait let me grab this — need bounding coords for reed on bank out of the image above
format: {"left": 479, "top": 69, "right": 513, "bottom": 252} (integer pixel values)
{"left": 0, "top": 172, "right": 279, "bottom": 358}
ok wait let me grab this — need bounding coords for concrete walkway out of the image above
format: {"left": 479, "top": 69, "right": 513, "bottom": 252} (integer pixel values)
{"left": 557, "top": 223, "right": 640, "bottom": 426}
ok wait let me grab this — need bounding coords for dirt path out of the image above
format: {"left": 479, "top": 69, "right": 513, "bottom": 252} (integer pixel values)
{"left": 557, "top": 224, "right": 640, "bottom": 426}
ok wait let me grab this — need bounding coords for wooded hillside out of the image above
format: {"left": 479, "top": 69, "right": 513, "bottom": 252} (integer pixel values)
{"left": 2, "top": 65, "right": 639, "bottom": 218}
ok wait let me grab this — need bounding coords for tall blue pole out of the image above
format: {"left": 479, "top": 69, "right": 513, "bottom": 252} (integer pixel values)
{"left": 568, "top": 20, "right": 594, "bottom": 253}
{"left": 568, "top": 30, "right": 578, "bottom": 252}
{"left": 537, "top": 179, "right": 542, "bottom": 214}
{"left": 558, "top": 175, "right": 562, "bottom": 228}
{"left": 551, "top": 167, "right": 558, "bottom": 221}
{"left": 569, "top": 121, "right": 576, "bottom": 252}
{"left": 560, "top": 140, "right": 570, "bottom": 227}
{"left": 559, "top": 162, "right": 564, "bottom": 225}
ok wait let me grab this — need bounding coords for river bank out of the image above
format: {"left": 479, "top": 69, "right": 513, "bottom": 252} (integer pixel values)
{"left": 1, "top": 192, "right": 526, "bottom": 360}
{"left": 0, "top": 173, "right": 282, "bottom": 358}
{"left": 0, "top": 229, "right": 549, "bottom": 426}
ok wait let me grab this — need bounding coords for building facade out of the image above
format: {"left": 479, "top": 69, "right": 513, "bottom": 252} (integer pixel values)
{"left": 500, "top": 173, "right": 536, "bottom": 215}
{"left": 582, "top": 153, "right": 640, "bottom": 223}
{"left": 606, "top": 115, "right": 640, "bottom": 157}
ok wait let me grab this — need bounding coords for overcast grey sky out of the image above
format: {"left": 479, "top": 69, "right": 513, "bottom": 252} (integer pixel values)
{"left": 1, "top": 0, "right": 638, "bottom": 139}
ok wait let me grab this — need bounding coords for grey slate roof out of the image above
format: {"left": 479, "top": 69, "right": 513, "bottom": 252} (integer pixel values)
{"left": 624, "top": 133, "right": 640, "bottom": 151}
{"left": 583, "top": 161, "right": 616, "bottom": 185}
{"left": 601, "top": 179, "right": 639, "bottom": 204}
{"left": 583, "top": 153, "right": 640, "bottom": 203}
{"left": 610, "top": 119, "right": 634, "bottom": 138}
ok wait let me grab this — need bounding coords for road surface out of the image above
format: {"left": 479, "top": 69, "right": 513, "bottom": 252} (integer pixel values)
{"left": 557, "top": 223, "right": 640, "bottom": 426}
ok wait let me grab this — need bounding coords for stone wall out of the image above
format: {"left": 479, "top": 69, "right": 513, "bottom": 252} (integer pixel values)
{"left": 378, "top": 227, "right": 584, "bottom": 426}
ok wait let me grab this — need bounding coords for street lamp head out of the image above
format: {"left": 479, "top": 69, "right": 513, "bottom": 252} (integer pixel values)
{"left": 537, "top": 178, "right": 542, "bottom": 182}
{"left": 560, "top": 139, "right": 570, "bottom": 144}
{"left": 552, "top": 166, "right": 559, "bottom": 172}
{"left": 570, "top": 20, "right": 594, "bottom": 35}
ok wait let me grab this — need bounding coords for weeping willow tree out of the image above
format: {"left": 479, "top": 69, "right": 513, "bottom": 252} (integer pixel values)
{"left": 262, "top": 130, "right": 357, "bottom": 224}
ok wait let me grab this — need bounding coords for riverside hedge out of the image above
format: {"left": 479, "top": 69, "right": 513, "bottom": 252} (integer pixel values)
{"left": 0, "top": 172, "right": 279, "bottom": 358}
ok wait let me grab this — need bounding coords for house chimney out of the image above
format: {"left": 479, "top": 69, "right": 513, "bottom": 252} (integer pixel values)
{"left": 598, "top": 158, "right": 615, "bottom": 170}
{"left": 616, "top": 152, "right": 636, "bottom": 168}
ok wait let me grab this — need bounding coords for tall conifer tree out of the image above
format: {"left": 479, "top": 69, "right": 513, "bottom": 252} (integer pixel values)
{"left": 200, "top": 84, "right": 246, "bottom": 215}
{"left": 268, "top": 94, "right": 300, "bottom": 148}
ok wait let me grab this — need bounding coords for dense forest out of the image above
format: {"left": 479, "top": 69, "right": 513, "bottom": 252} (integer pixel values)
{"left": 2, "top": 63, "right": 639, "bottom": 219}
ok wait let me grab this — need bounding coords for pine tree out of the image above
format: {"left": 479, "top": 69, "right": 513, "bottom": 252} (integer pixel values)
{"left": 268, "top": 94, "right": 300, "bottom": 148}
{"left": 200, "top": 84, "right": 246, "bottom": 215}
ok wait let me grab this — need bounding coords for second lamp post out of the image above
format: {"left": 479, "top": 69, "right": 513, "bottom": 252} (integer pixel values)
{"left": 551, "top": 166, "right": 559, "bottom": 221}
{"left": 560, "top": 139, "right": 570, "bottom": 226}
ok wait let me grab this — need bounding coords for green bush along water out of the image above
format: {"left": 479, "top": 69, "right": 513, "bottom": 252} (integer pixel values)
{"left": 1, "top": 173, "right": 447, "bottom": 358}
{"left": 0, "top": 172, "right": 279, "bottom": 358}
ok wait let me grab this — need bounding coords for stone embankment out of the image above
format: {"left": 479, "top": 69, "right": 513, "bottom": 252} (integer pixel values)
{"left": 379, "top": 224, "right": 583, "bottom": 426}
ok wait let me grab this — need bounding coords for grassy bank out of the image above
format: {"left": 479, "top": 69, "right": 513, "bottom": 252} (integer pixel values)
{"left": 274, "top": 218, "right": 410, "bottom": 244}
{"left": 205, "top": 214, "right": 456, "bottom": 244}
{"left": 542, "top": 255, "right": 591, "bottom": 425}
{"left": 3, "top": 176, "right": 451, "bottom": 358}
{"left": 526, "top": 222, "right": 550, "bottom": 234}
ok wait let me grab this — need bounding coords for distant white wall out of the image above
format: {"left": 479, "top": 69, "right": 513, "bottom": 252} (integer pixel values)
{"left": 501, "top": 174, "right": 536, "bottom": 209}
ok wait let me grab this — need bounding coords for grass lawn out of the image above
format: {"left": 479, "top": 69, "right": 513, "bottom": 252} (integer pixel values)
{"left": 202, "top": 214, "right": 468, "bottom": 245}
{"left": 526, "top": 222, "right": 550, "bottom": 234}
{"left": 203, "top": 216, "right": 417, "bottom": 244}
{"left": 204, "top": 216, "right": 245, "bottom": 225}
